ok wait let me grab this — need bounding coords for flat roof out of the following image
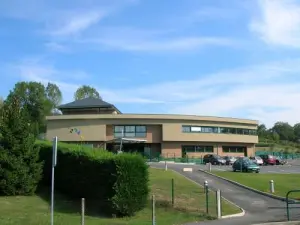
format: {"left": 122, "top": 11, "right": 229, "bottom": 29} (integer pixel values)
{"left": 46, "top": 113, "right": 258, "bottom": 125}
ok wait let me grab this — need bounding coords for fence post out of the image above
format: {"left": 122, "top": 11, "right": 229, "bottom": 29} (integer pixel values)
{"left": 81, "top": 198, "right": 85, "bottom": 225}
{"left": 216, "top": 190, "right": 221, "bottom": 218}
{"left": 171, "top": 178, "right": 174, "bottom": 206}
{"left": 269, "top": 180, "right": 274, "bottom": 193}
{"left": 152, "top": 195, "right": 156, "bottom": 225}
{"left": 204, "top": 181, "right": 209, "bottom": 214}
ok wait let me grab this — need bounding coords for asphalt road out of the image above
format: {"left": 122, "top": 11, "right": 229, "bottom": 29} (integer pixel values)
{"left": 149, "top": 163, "right": 300, "bottom": 225}
{"left": 202, "top": 164, "right": 300, "bottom": 174}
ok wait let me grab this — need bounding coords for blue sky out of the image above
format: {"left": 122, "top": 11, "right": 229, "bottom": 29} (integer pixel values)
{"left": 1, "top": 0, "right": 300, "bottom": 127}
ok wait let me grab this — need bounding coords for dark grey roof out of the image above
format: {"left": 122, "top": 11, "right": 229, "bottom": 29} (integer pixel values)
{"left": 58, "top": 97, "right": 115, "bottom": 109}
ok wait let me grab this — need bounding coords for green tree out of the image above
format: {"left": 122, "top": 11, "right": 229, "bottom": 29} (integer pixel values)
{"left": 74, "top": 85, "right": 101, "bottom": 100}
{"left": 6, "top": 81, "right": 62, "bottom": 135}
{"left": 293, "top": 123, "right": 300, "bottom": 142}
{"left": 0, "top": 94, "right": 43, "bottom": 195}
{"left": 271, "top": 122, "right": 295, "bottom": 141}
{"left": 0, "top": 96, "right": 3, "bottom": 108}
{"left": 45, "top": 82, "right": 62, "bottom": 110}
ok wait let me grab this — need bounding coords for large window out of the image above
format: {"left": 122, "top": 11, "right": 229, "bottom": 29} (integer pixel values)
{"left": 182, "top": 145, "right": 214, "bottom": 153}
{"left": 222, "top": 146, "right": 246, "bottom": 153}
{"left": 114, "top": 125, "right": 147, "bottom": 138}
{"left": 182, "top": 125, "right": 257, "bottom": 136}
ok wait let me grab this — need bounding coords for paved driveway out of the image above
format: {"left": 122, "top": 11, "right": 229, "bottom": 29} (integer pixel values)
{"left": 149, "top": 163, "right": 300, "bottom": 225}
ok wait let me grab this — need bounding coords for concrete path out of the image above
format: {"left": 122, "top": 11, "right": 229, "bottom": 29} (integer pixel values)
{"left": 149, "top": 163, "right": 300, "bottom": 225}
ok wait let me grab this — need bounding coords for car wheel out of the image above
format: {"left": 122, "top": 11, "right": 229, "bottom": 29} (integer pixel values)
{"left": 213, "top": 161, "right": 217, "bottom": 165}
{"left": 233, "top": 169, "right": 236, "bottom": 172}
{"left": 256, "top": 170, "right": 259, "bottom": 173}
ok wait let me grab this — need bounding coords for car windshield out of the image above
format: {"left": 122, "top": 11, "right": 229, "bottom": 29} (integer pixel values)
{"left": 255, "top": 156, "right": 262, "bottom": 160}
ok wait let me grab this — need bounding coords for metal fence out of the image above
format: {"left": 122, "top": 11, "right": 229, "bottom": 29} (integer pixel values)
{"left": 255, "top": 150, "right": 300, "bottom": 159}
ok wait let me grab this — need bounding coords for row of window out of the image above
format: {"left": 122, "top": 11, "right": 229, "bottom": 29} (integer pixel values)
{"left": 114, "top": 125, "right": 147, "bottom": 138}
{"left": 182, "top": 126, "right": 257, "bottom": 135}
{"left": 182, "top": 145, "right": 246, "bottom": 153}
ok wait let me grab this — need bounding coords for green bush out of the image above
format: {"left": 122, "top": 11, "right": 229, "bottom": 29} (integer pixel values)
{"left": 37, "top": 141, "right": 149, "bottom": 217}
{"left": 0, "top": 96, "right": 43, "bottom": 196}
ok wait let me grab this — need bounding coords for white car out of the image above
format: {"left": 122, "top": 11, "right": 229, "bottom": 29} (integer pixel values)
{"left": 250, "top": 156, "right": 263, "bottom": 166}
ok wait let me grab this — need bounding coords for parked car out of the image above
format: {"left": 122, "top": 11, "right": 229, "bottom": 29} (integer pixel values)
{"left": 275, "top": 156, "right": 287, "bottom": 165}
{"left": 232, "top": 157, "right": 260, "bottom": 173}
{"left": 259, "top": 154, "right": 276, "bottom": 165}
{"left": 203, "top": 154, "right": 226, "bottom": 165}
{"left": 249, "top": 156, "right": 263, "bottom": 166}
{"left": 223, "top": 156, "right": 236, "bottom": 165}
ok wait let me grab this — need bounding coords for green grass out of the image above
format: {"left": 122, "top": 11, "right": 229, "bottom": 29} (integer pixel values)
{"left": 0, "top": 168, "right": 240, "bottom": 225}
{"left": 211, "top": 171, "right": 300, "bottom": 198}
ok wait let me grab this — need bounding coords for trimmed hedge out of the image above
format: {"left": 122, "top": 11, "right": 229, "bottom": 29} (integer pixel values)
{"left": 37, "top": 141, "right": 149, "bottom": 216}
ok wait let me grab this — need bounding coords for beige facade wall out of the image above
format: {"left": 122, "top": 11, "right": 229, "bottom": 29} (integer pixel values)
{"left": 46, "top": 119, "right": 106, "bottom": 141}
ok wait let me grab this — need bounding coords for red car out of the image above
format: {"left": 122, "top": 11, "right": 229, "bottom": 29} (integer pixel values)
{"left": 259, "top": 155, "right": 276, "bottom": 165}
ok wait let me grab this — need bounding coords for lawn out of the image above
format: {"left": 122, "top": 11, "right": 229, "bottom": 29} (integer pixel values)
{"left": 0, "top": 168, "right": 241, "bottom": 225}
{"left": 211, "top": 171, "right": 300, "bottom": 198}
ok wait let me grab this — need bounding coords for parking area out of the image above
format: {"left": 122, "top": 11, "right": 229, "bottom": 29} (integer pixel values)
{"left": 199, "top": 164, "right": 300, "bottom": 174}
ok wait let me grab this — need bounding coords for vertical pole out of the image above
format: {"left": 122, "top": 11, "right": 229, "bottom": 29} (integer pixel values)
{"left": 286, "top": 194, "right": 290, "bottom": 221}
{"left": 165, "top": 161, "right": 168, "bottom": 171}
{"left": 81, "top": 198, "right": 85, "bottom": 225}
{"left": 171, "top": 178, "right": 174, "bottom": 207}
{"left": 205, "top": 184, "right": 209, "bottom": 214}
{"left": 208, "top": 163, "right": 211, "bottom": 172}
{"left": 152, "top": 195, "right": 156, "bottom": 225}
{"left": 51, "top": 136, "right": 58, "bottom": 225}
{"left": 204, "top": 181, "right": 209, "bottom": 214}
{"left": 216, "top": 190, "right": 221, "bottom": 218}
{"left": 269, "top": 180, "right": 274, "bottom": 193}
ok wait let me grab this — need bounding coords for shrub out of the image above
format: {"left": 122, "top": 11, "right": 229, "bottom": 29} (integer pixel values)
{"left": 37, "top": 141, "right": 149, "bottom": 217}
{"left": 0, "top": 95, "right": 43, "bottom": 196}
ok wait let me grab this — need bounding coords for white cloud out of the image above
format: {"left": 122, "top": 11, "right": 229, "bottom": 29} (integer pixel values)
{"left": 9, "top": 57, "right": 300, "bottom": 127}
{"left": 45, "top": 42, "right": 69, "bottom": 52}
{"left": 47, "top": 11, "right": 106, "bottom": 37}
{"left": 250, "top": 0, "right": 300, "bottom": 47}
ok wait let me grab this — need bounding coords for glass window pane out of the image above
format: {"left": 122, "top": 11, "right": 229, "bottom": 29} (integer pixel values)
{"left": 136, "top": 126, "right": 146, "bottom": 132}
{"left": 124, "top": 132, "right": 135, "bottom": 137}
{"left": 125, "top": 126, "right": 135, "bottom": 132}
{"left": 114, "top": 133, "right": 123, "bottom": 138}
{"left": 135, "top": 132, "right": 146, "bottom": 137}
{"left": 114, "top": 126, "right": 124, "bottom": 132}
{"left": 182, "top": 126, "right": 191, "bottom": 132}
{"left": 191, "top": 126, "right": 201, "bottom": 132}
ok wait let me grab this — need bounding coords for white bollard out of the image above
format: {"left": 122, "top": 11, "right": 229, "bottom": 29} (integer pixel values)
{"left": 269, "top": 180, "right": 275, "bottom": 193}
{"left": 216, "top": 190, "right": 221, "bottom": 218}
{"left": 165, "top": 161, "right": 168, "bottom": 171}
{"left": 208, "top": 163, "right": 212, "bottom": 172}
{"left": 204, "top": 180, "right": 208, "bottom": 192}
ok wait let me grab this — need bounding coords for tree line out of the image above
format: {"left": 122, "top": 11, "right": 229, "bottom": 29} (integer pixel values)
{"left": 0, "top": 81, "right": 101, "bottom": 137}
{"left": 258, "top": 122, "right": 300, "bottom": 144}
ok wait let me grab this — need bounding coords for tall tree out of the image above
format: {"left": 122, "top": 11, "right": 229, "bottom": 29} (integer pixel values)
{"left": 0, "top": 96, "right": 3, "bottom": 108}
{"left": 0, "top": 94, "right": 43, "bottom": 195}
{"left": 6, "top": 82, "right": 51, "bottom": 135}
{"left": 45, "top": 82, "right": 63, "bottom": 111}
{"left": 293, "top": 123, "right": 300, "bottom": 142}
{"left": 271, "top": 122, "right": 295, "bottom": 142}
{"left": 74, "top": 85, "right": 101, "bottom": 100}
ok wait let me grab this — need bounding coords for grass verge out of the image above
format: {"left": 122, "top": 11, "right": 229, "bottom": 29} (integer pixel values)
{"left": 211, "top": 171, "right": 300, "bottom": 198}
{"left": 0, "top": 168, "right": 241, "bottom": 225}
